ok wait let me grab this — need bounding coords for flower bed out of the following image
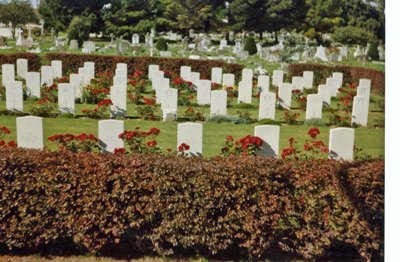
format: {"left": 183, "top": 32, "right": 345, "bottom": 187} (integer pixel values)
{"left": 0, "top": 148, "right": 383, "bottom": 260}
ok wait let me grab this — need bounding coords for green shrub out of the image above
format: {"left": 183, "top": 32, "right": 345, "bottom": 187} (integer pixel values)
{"left": 0, "top": 148, "right": 384, "bottom": 260}
{"left": 332, "top": 26, "right": 375, "bottom": 46}
{"left": 244, "top": 37, "right": 257, "bottom": 55}
{"left": 155, "top": 37, "right": 168, "bottom": 51}
{"left": 66, "top": 16, "right": 93, "bottom": 47}
{"left": 367, "top": 41, "right": 379, "bottom": 61}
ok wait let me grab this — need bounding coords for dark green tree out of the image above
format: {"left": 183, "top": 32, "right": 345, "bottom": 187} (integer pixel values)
{"left": 0, "top": 0, "right": 38, "bottom": 37}
{"left": 67, "top": 16, "right": 93, "bottom": 47}
{"left": 38, "top": 0, "right": 108, "bottom": 33}
{"left": 159, "top": 0, "right": 215, "bottom": 36}
{"left": 102, "top": 0, "right": 160, "bottom": 37}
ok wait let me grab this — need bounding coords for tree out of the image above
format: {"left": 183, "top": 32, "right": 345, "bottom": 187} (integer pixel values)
{"left": 67, "top": 16, "right": 93, "bottom": 47}
{"left": 102, "top": 0, "right": 157, "bottom": 37}
{"left": 304, "top": 0, "right": 344, "bottom": 44}
{"left": 38, "top": 0, "right": 108, "bottom": 33}
{"left": 159, "top": 0, "right": 214, "bottom": 36}
{"left": 229, "top": 0, "right": 307, "bottom": 40}
{"left": 0, "top": 0, "right": 38, "bottom": 38}
{"left": 332, "top": 26, "right": 375, "bottom": 46}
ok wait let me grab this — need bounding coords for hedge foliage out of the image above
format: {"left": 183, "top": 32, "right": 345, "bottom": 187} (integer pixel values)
{"left": 288, "top": 63, "right": 385, "bottom": 95}
{"left": 0, "top": 53, "right": 42, "bottom": 72}
{"left": 44, "top": 53, "right": 244, "bottom": 80}
{"left": 0, "top": 148, "right": 383, "bottom": 260}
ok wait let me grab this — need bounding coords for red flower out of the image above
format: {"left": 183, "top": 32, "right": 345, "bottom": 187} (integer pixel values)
{"left": 178, "top": 143, "right": 190, "bottom": 152}
{"left": 7, "top": 140, "right": 17, "bottom": 148}
{"left": 308, "top": 127, "right": 320, "bottom": 139}
{"left": 148, "top": 128, "right": 160, "bottom": 136}
{"left": 98, "top": 98, "right": 113, "bottom": 107}
{"left": 0, "top": 126, "right": 11, "bottom": 134}
{"left": 226, "top": 135, "right": 234, "bottom": 141}
{"left": 0, "top": 140, "right": 5, "bottom": 146}
{"left": 147, "top": 140, "right": 157, "bottom": 147}
{"left": 114, "top": 148, "right": 126, "bottom": 154}
{"left": 143, "top": 97, "right": 156, "bottom": 105}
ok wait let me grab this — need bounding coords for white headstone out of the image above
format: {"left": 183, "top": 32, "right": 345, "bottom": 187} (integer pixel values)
{"left": 210, "top": 90, "right": 227, "bottom": 116}
{"left": 41, "top": 66, "right": 53, "bottom": 86}
{"left": 5, "top": 81, "right": 23, "bottom": 111}
{"left": 98, "top": 120, "right": 124, "bottom": 154}
{"left": 190, "top": 72, "right": 200, "bottom": 87}
{"left": 259, "top": 92, "right": 276, "bottom": 120}
{"left": 58, "top": 83, "right": 75, "bottom": 114}
{"left": 303, "top": 71, "right": 314, "bottom": 89}
{"left": 257, "top": 75, "right": 270, "bottom": 93}
{"left": 242, "top": 68, "right": 253, "bottom": 83}
{"left": 254, "top": 125, "right": 280, "bottom": 158}
{"left": 16, "top": 116, "right": 43, "bottom": 150}
{"left": 26, "top": 72, "right": 41, "bottom": 98}
{"left": 70, "top": 74, "right": 83, "bottom": 99}
{"left": 84, "top": 62, "right": 95, "bottom": 80}
{"left": 351, "top": 95, "right": 369, "bottom": 126}
{"left": 113, "top": 75, "right": 127, "bottom": 89}
{"left": 131, "top": 34, "right": 140, "bottom": 45}
{"left": 305, "top": 94, "right": 323, "bottom": 120}
{"left": 116, "top": 63, "right": 128, "bottom": 79}
{"left": 222, "top": 73, "right": 235, "bottom": 87}
{"left": 292, "top": 76, "right": 304, "bottom": 91}
{"left": 16, "top": 59, "right": 28, "bottom": 79}
{"left": 177, "top": 123, "right": 203, "bottom": 156}
{"left": 326, "top": 77, "right": 339, "bottom": 97}
{"left": 148, "top": 64, "right": 160, "bottom": 80}
{"left": 238, "top": 81, "right": 252, "bottom": 104}
{"left": 314, "top": 45, "right": 328, "bottom": 61}
{"left": 211, "top": 67, "right": 222, "bottom": 84}
{"left": 81, "top": 67, "right": 92, "bottom": 86}
{"left": 278, "top": 83, "right": 292, "bottom": 109}
{"left": 219, "top": 39, "right": 227, "bottom": 50}
{"left": 272, "top": 70, "right": 284, "bottom": 87}
{"left": 2, "top": 64, "right": 15, "bottom": 86}
{"left": 110, "top": 85, "right": 126, "bottom": 117}
{"left": 329, "top": 128, "right": 354, "bottom": 161}
{"left": 197, "top": 79, "right": 211, "bottom": 105}
{"left": 161, "top": 88, "right": 178, "bottom": 121}
{"left": 332, "top": 72, "right": 343, "bottom": 88}
{"left": 180, "top": 66, "right": 191, "bottom": 81}
{"left": 357, "top": 79, "right": 371, "bottom": 100}
{"left": 155, "top": 78, "right": 170, "bottom": 104}
{"left": 51, "top": 60, "right": 62, "bottom": 79}
{"left": 318, "top": 84, "right": 331, "bottom": 106}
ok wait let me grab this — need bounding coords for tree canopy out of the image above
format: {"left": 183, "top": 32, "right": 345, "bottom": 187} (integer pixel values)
{"left": 0, "top": 0, "right": 38, "bottom": 37}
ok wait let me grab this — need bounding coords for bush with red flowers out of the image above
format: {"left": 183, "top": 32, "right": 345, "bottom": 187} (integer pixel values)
{"left": 177, "top": 142, "right": 190, "bottom": 156}
{"left": 48, "top": 133, "right": 99, "bottom": 153}
{"left": 82, "top": 98, "right": 113, "bottom": 119}
{"left": 136, "top": 97, "right": 158, "bottom": 120}
{"left": 0, "top": 126, "right": 17, "bottom": 148}
{"left": 292, "top": 89, "right": 307, "bottom": 110}
{"left": 282, "top": 110, "right": 300, "bottom": 125}
{"left": 41, "top": 83, "right": 58, "bottom": 103}
{"left": 128, "top": 70, "right": 148, "bottom": 94}
{"left": 281, "top": 127, "right": 329, "bottom": 160}
{"left": 220, "top": 135, "right": 263, "bottom": 156}
{"left": 119, "top": 127, "right": 161, "bottom": 154}
{"left": 184, "top": 107, "right": 205, "bottom": 122}
{"left": 29, "top": 97, "right": 58, "bottom": 117}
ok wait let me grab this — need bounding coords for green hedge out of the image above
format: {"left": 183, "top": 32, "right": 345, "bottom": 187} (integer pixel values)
{"left": 288, "top": 63, "right": 385, "bottom": 95}
{"left": 0, "top": 148, "right": 383, "bottom": 260}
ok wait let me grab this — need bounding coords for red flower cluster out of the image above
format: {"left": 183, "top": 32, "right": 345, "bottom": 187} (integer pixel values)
{"left": 37, "top": 97, "right": 50, "bottom": 105}
{"left": 143, "top": 97, "right": 156, "bottom": 105}
{"left": 114, "top": 148, "right": 126, "bottom": 154}
{"left": 0, "top": 140, "right": 17, "bottom": 148}
{"left": 119, "top": 127, "right": 160, "bottom": 140}
{"left": 308, "top": 127, "right": 320, "bottom": 138}
{"left": 75, "top": 133, "right": 98, "bottom": 142}
{"left": 97, "top": 98, "right": 113, "bottom": 107}
{"left": 281, "top": 138, "right": 297, "bottom": 160}
{"left": 178, "top": 143, "right": 190, "bottom": 152}
{"left": 58, "top": 76, "right": 69, "bottom": 83}
{"left": 147, "top": 140, "right": 157, "bottom": 147}
{"left": 304, "top": 140, "right": 329, "bottom": 153}
{"left": 48, "top": 133, "right": 75, "bottom": 143}
{"left": 0, "top": 126, "right": 11, "bottom": 135}
{"left": 236, "top": 135, "right": 263, "bottom": 150}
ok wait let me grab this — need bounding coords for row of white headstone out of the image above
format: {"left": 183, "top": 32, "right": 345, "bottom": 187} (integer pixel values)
{"left": 2, "top": 60, "right": 372, "bottom": 125}
{"left": 14, "top": 116, "right": 356, "bottom": 161}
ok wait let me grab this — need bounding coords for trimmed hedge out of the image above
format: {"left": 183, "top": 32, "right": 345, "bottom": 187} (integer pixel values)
{"left": 0, "top": 148, "right": 383, "bottom": 260}
{"left": 44, "top": 53, "right": 244, "bottom": 80}
{"left": 0, "top": 53, "right": 42, "bottom": 72}
{"left": 288, "top": 63, "right": 385, "bottom": 95}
